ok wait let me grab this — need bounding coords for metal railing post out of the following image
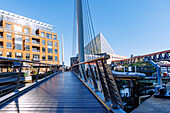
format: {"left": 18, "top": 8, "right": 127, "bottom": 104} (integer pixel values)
{"left": 45, "top": 66, "right": 48, "bottom": 78}
{"left": 55, "top": 66, "right": 57, "bottom": 73}
{"left": 94, "top": 67, "right": 98, "bottom": 80}
{"left": 80, "top": 64, "right": 87, "bottom": 82}
{"left": 76, "top": 65, "right": 82, "bottom": 78}
{"left": 14, "top": 62, "right": 23, "bottom": 92}
{"left": 86, "top": 68, "right": 89, "bottom": 80}
{"left": 51, "top": 66, "right": 52, "bottom": 74}
{"left": 101, "top": 59, "right": 119, "bottom": 108}
{"left": 88, "top": 63, "right": 99, "bottom": 92}
{"left": 95, "top": 61, "right": 110, "bottom": 101}
{"left": 36, "top": 64, "right": 40, "bottom": 82}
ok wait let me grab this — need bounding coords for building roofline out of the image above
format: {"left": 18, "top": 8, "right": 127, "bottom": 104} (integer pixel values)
{"left": 0, "top": 9, "right": 54, "bottom": 29}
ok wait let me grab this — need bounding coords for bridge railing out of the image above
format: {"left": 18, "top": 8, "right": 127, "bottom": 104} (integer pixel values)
{"left": 0, "top": 56, "right": 61, "bottom": 97}
{"left": 71, "top": 55, "right": 124, "bottom": 109}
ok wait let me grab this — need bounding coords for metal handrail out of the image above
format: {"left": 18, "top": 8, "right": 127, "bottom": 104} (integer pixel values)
{"left": 72, "top": 54, "right": 110, "bottom": 66}
{"left": 71, "top": 54, "right": 124, "bottom": 110}
{"left": 0, "top": 56, "right": 60, "bottom": 97}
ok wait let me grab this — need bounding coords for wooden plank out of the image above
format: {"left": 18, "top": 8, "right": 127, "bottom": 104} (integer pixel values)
{"left": 0, "top": 72, "right": 108, "bottom": 113}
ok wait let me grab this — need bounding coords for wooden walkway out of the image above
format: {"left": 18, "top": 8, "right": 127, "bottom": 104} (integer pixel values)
{"left": 0, "top": 72, "right": 109, "bottom": 113}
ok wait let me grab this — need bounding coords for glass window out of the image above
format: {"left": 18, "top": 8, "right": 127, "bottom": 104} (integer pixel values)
{"left": 41, "top": 32, "right": 45, "bottom": 37}
{"left": 26, "top": 53, "right": 30, "bottom": 60}
{"left": 42, "top": 40, "right": 45, "bottom": 45}
{"left": 47, "top": 33, "right": 52, "bottom": 39}
{"left": 25, "top": 37, "right": 29, "bottom": 43}
{"left": 6, "top": 23, "right": 11, "bottom": 30}
{"left": 55, "top": 49, "right": 58, "bottom": 54}
{"left": 15, "top": 44, "right": 22, "bottom": 50}
{"left": 48, "top": 48, "right": 53, "bottom": 53}
{"left": 55, "top": 56, "right": 58, "bottom": 61}
{"left": 42, "top": 47, "right": 45, "bottom": 53}
{"left": 48, "top": 55, "right": 53, "bottom": 61}
{"left": 15, "top": 52, "right": 22, "bottom": 59}
{"left": 15, "top": 35, "right": 22, "bottom": 41}
{"left": 14, "top": 25, "right": 22, "bottom": 32}
{"left": 25, "top": 45, "right": 29, "bottom": 51}
{"left": 7, "top": 33, "right": 11, "bottom": 40}
{"left": 42, "top": 55, "right": 46, "bottom": 61}
{"left": 48, "top": 41, "right": 52, "bottom": 46}
{"left": 33, "top": 54, "right": 39, "bottom": 60}
{"left": 24, "top": 28, "right": 29, "bottom": 34}
{"left": 53, "top": 35, "right": 57, "bottom": 40}
{"left": 0, "top": 51, "right": 2, "bottom": 56}
{"left": 54, "top": 42, "right": 57, "bottom": 47}
{"left": 7, "top": 52, "right": 12, "bottom": 57}
{"left": 7, "top": 42, "right": 12, "bottom": 49}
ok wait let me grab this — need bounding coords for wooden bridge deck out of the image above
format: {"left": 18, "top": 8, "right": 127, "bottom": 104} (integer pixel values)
{"left": 0, "top": 72, "right": 109, "bottom": 113}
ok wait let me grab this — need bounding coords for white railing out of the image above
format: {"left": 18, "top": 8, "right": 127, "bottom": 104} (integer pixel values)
{"left": 32, "top": 49, "right": 40, "bottom": 52}
{"left": 33, "top": 58, "right": 40, "bottom": 61}
{"left": 32, "top": 40, "right": 40, "bottom": 45}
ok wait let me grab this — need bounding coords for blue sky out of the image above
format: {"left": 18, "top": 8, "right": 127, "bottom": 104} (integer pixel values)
{"left": 1, "top": 0, "right": 170, "bottom": 66}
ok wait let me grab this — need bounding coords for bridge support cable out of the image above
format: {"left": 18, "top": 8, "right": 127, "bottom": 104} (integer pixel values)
{"left": 72, "top": 0, "right": 99, "bottom": 61}
{"left": 86, "top": 0, "right": 98, "bottom": 54}
{"left": 82, "top": 0, "right": 94, "bottom": 58}
{"left": 83, "top": 0, "right": 96, "bottom": 57}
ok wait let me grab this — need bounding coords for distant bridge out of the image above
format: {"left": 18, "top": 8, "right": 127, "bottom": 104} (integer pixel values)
{"left": 112, "top": 50, "right": 170, "bottom": 65}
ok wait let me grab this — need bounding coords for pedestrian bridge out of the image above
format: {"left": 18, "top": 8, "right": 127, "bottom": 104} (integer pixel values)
{"left": 0, "top": 72, "right": 110, "bottom": 113}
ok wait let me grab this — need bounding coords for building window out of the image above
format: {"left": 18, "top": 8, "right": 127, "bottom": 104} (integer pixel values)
{"left": 7, "top": 42, "right": 12, "bottom": 49}
{"left": 14, "top": 25, "right": 22, "bottom": 32}
{"left": 55, "top": 56, "right": 58, "bottom": 61}
{"left": 24, "top": 28, "right": 29, "bottom": 34}
{"left": 15, "top": 44, "right": 22, "bottom": 50}
{"left": 48, "top": 41, "right": 52, "bottom": 46}
{"left": 55, "top": 49, "right": 58, "bottom": 54}
{"left": 33, "top": 54, "right": 39, "bottom": 60}
{"left": 47, "top": 33, "right": 52, "bottom": 39}
{"left": 26, "top": 53, "right": 30, "bottom": 60}
{"left": 7, "top": 33, "right": 11, "bottom": 40}
{"left": 7, "top": 52, "right": 12, "bottom": 57}
{"left": 48, "top": 55, "right": 53, "bottom": 61}
{"left": 41, "top": 32, "right": 45, "bottom": 37}
{"left": 53, "top": 35, "right": 57, "bottom": 40}
{"left": 6, "top": 23, "right": 11, "bottom": 30}
{"left": 25, "top": 37, "right": 29, "bottom": 43}
{"left": 0, "top": 51, "right": 2, "bottom": 56}
{"left": 48, "top": 48, "right": 53, "bottom": 53}
{"left": 42, "top": 55, "right": 46, "bottom": 61}
{"left": 15, "top": 52, "right": 22, "bottom": 59}
{"left": 15, "top": 35, "right": 22, "bottom": 41}
{"left": 42, "top": 40, "right": 45, "bottom": 45}
{"left": 25, "top": 45, "right": 29, "bottom": 51}
{"left": 54, "top": 42, "right": 57, "bottom": 47}
{"left": 42, "top": 47, "right": 45, "bottom": 53}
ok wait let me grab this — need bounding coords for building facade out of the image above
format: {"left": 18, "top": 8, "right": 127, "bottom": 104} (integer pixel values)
{"left": 0, "top": 9, "right": 59, "bottom": 65}
{"left": 84, "top": 33, "right": 127, "bottom": 64}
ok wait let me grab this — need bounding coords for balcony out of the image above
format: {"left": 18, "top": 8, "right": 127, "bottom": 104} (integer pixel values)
{"left": 32, "top": 49, "right": 40, "bottom": 52}
{"left": 0, "top": 35, "right": 3, "bottom": 39}
{"left": 32, "top": 58, "right": 40, "bottom": 61}
{"left": 32, "top": 40, "right": 40, "bottom": 45}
